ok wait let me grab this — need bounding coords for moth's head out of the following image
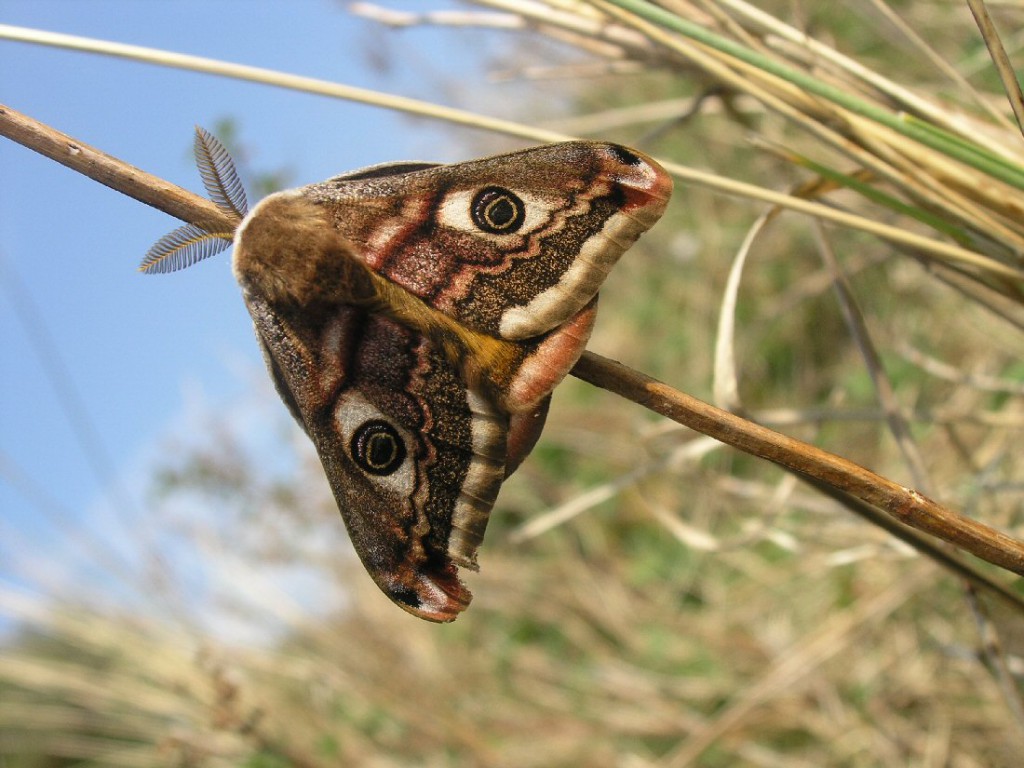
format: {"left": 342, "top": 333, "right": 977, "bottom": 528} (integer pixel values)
{"left": 233, "top": 191, "right": 375, "bottom": 308}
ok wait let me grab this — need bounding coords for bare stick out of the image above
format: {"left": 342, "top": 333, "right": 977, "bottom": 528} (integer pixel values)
{"left": 4, "top": 102, "right": 1024, "bottom": 580}
{"left": 0, "top": 104, "right": 233, "bottom": 235}
{"left": 572, "top": 353, "right": 1024, "bottom": 578}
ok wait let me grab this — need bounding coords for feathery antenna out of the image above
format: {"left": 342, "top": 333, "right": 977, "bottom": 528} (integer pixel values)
{"left": 139, "top": 126, "right": 248, "bottom": 274}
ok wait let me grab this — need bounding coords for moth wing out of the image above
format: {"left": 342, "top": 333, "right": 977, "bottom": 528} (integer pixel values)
{"left": 328, "top": 161, "right": 441, "bottom": 182}
{"left": 243, "top": 294, "right": 508, "bottom": 622}
{"left": 309, "top": 141, "right": 672, "bottom": 341}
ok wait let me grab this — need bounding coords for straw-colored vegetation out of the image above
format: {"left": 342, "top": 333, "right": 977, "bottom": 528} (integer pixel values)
{"left": 4, "top": 1, "right": 1024, "bottom": 765}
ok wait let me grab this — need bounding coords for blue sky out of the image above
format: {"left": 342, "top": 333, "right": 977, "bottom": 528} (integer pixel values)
{"left": 0, "top": 1, "right": 541, "bottom": 616}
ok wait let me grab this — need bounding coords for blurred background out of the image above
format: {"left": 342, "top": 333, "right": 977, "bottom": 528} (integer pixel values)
{"left": 2, "top": 1, "right": 1024, "bottom": 765}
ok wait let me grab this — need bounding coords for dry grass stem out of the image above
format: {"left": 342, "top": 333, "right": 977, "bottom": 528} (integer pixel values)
{"left": 966, "top": 0, "right": 1024, "bottom": 136}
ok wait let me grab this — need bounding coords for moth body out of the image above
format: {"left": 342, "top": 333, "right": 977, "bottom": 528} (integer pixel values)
{"left": 228, "top": 141, "right": 672, "bottom": 621}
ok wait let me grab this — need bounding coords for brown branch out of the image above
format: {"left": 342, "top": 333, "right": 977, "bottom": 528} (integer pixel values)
{"left": 572, "top": 355, "right": 1024, "bottom": 573}
{"left": 4, "top": 101, "right": 1024, "bottom": 589}
{"left": 0, "top": 103, "right": 232, "bottom": 235}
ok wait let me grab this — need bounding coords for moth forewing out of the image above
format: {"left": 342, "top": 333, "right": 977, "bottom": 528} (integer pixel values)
{"left": 296, "top": 141, "right": 672, "bottom": 343}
